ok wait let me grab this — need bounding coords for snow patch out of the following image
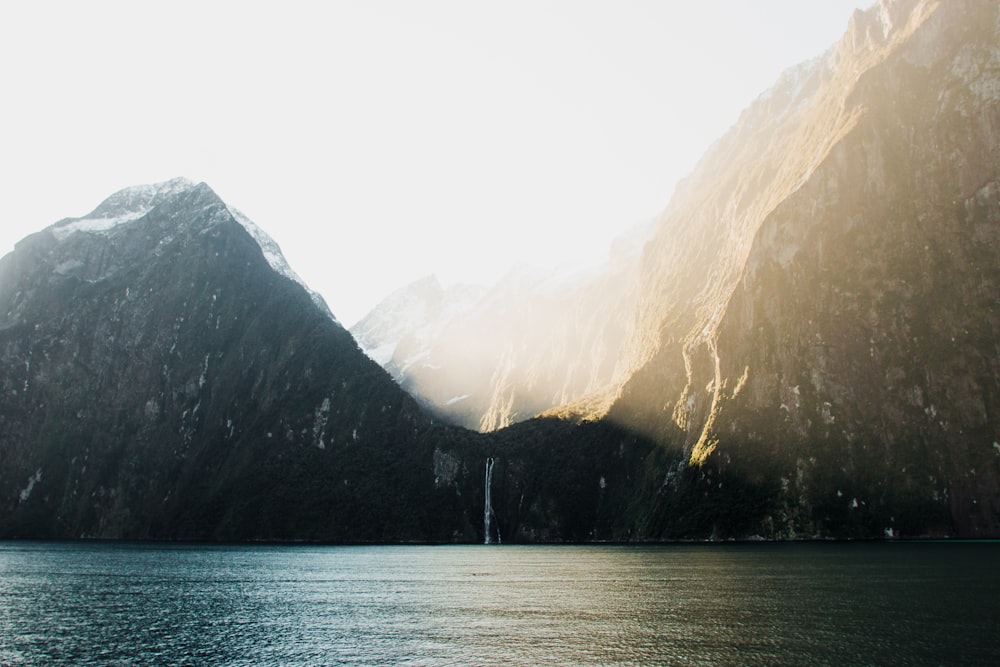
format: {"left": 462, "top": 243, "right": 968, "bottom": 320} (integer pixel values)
{"left": 199, "top": 353, "right": 210, "bottom": 389}
{"left": 313, "top": 397, "right": 331, "bottom": 449}
{"left": 19, "top": 469, "right": 42, "bottom": 503}
{"left": 54, "top": 259, "right": 84, "bottom": 275}
{"left": 446, "top": 394, "right": 470, "bottom": 406}
{"left": 51, "top": 177, "right": 196, "bottom": 241}
{"left": 52, "top": 212, "right": 143, "bottom": 239}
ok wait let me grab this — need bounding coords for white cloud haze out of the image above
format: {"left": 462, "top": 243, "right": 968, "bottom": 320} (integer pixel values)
{"left": 0, "top": 0, "right": 863, "bottom": 326}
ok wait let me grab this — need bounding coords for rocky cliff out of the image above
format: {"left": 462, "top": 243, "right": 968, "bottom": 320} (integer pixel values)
{"left": 3, "top": 0, "right": 998, "bottom": 543}
{"left": 608, "top": 0, "right": 1000, "bottom": 537}
{"left": 0, "top": 178, "right": 671, "bottom": 544}
{"left": 0, "top": 179, "right": 475, "bottom": 540}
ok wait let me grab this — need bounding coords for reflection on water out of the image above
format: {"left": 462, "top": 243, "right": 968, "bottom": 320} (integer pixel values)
{"left": 0, "top": 541, "right": 997, "bottom": 665}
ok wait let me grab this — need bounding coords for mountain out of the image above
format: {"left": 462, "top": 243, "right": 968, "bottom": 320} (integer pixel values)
{"left": 0, "top": 177, "right": 669, "bottom": 544}
{"left": 3, "top": 0, "right": 998, "bottom": 543}
{"left": 606, "top": 0, "right": 1000, "bottom": 537}
{"left": 0, "top": 179, "right": 479, "bottom": 541}
{"left": 352, "top": 220, "right": 651, "bottom": 431}
{"left": 355, "top": 0, "right": 1000, "bottom": 539}
{"left": 350, "top": 275, "right": 487, "bottom": 425}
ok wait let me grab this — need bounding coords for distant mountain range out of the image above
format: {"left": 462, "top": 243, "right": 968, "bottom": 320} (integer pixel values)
{"left": 352, "top": 218, "right": 652, "bottom": 431}
{"left": 1, "top": 0, "right": 997, "bottom": 540}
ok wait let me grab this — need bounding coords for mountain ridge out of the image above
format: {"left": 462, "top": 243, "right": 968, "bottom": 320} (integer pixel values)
{"left": 351, "top": 219, "right": 653, "bottom": 431}
{"left": 0, "top": 180, "right": 477, "bottom": 541}
{"left": 2, "top": 0, "right": 998, "bottom": 541}
{"left": 608, "top": 0, "right": 1000, "bottom": 536}
{"left": 352, "top": 0, "right": 1000, "bottom": 537}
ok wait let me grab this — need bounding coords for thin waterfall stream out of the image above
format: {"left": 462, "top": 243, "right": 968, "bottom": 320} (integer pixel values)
{"left": 484, "top": 457, "right": 500, "bottom": 545}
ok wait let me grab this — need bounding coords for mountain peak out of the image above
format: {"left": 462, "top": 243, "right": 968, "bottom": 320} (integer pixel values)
{"left": 85, "top": 176, "right": 202, "bottom": 219}
{"left": 845, "top": 0, "right": 931, "bottom": 56}
{"left": 50, "top": 177, "right": 205, "bottom": 240}
{"left": 40, "top": 177, "right": 337, "bottom": 323}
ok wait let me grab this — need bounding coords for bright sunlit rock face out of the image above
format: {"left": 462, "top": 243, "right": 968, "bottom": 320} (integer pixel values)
{"left": 355, "top": 0, "right": 1000, "bottom": 537}
{"left": 609, "top": 0, "right": 1000, "bottom": 535}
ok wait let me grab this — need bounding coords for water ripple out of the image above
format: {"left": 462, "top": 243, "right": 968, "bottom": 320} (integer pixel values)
{"left": 0, "top": 542, "right": 997, "bottom": 666}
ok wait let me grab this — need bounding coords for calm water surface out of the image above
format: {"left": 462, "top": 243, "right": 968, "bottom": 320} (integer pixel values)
{"left": 0, "top": 541, "right": 997, "bottom": 665}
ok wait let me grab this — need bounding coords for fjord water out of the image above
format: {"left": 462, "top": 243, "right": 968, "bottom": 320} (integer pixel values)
{"left": 0, "top": 542, "right": 996, "bottom": 666}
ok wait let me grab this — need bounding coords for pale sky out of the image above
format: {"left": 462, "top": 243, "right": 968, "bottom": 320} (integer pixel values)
{"left": 0, "top": 1, "right": 864, "bottom": 326}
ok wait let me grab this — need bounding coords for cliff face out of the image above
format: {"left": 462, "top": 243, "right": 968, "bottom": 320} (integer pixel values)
{"left": 3, "top": 1, "right": 998, "bottom": 543}
{"left": 609, "top": 0, "right": 1000, "bottom": 536}
{"left": 0, "top": 180, "right": 470, "bottom": 541}
{"left": 0, "top": 178, "right": 661, "bottom": 545}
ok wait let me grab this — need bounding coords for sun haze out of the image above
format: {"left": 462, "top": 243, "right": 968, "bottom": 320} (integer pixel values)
{"left": 0, "top": 1, "right": 861, "bottom": 326}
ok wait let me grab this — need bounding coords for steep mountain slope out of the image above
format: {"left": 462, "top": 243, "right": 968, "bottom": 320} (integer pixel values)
{"left": 0, "top": 178, "right": 667, "bottom": 544}
{"left": 0, "top": 179, "right": 474, "bottom": 540}
{"left": 352, "top": 222, "right": 650, "bottom": 431}
{"left": 350, "top": 275, "right": 487, "bottom": 424}
{"left": 608, "top": 0, "right": 1000, "bottom": 536}
{"left": 4, "top": 0, "right": 998, "bottom": 543}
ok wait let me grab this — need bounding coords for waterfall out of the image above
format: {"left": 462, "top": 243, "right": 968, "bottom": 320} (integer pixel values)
{"left": 484, "top": 457, "right": 501, "bottom": 545}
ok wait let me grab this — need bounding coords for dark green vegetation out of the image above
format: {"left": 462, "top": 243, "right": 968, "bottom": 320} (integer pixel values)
{"left": 0, "top": 183, "right": 444, "bottom": 541}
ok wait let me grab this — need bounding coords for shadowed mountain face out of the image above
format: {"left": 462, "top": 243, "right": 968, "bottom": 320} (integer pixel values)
{"left": 0, "top": 180, "right": 476, "bottom": 541}
{"left": 0, "top": 179, "right": 663, "bottom": 544}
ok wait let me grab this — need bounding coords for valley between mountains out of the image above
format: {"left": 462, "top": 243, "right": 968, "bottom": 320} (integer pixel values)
{"left": 1, "top": 0, "right": 998, "bottom": 541}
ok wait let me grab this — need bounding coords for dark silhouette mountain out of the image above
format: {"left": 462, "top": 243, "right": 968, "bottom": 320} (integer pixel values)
{"left": 0, "top": 177, "right": 665, "bottom": 544}
{"left": 0, "top": 179, "right": 479, "bottom": 541}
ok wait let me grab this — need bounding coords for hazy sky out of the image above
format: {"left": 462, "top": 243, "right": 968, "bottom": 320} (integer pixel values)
{"left": 1, "top": 1, "right": 864, "bottom": 326}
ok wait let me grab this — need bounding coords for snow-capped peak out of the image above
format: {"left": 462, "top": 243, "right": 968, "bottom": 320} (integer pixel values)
{"left": 51, "top": 177, "right": 198, "bottom": 240}
{"left": 47, "top": 177, "right": 338, "bottom": 323}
